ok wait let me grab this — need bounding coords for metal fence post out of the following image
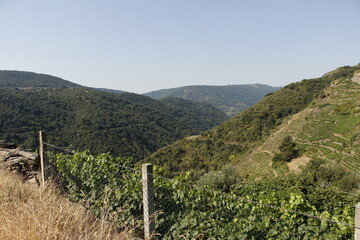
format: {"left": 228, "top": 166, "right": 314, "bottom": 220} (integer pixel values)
{"left": 142, "top": 163, "right": 155, "bottom": 240}
{"left": 39, "top": 130, "right": 48, "bottom": 187}
{"left": 356, "top": 202, "right": 360, "bottom": 240}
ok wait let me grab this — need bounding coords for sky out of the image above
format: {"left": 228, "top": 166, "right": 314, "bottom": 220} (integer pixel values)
{"left": 0, "top": 1, "right": 359, "bottom": 93}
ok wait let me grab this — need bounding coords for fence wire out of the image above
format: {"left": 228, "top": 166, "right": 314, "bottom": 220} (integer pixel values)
{"left": 42, "top": 141, "right": 359, "bottom": 240}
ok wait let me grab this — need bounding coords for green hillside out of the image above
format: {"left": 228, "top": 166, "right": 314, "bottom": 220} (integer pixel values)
{"left": 234, "top": 75, "right": 360, "bottom": 181}
{"left": 144, "top": 84, "right": 280, "bottom": 116}
{"left": 145, "top": 65, "right": 360, "bottom": 178}
{"left": 0, "top": 88, "right": 227, "bottom": 160}
{"left": 0, "top": 70, "right": 81, "bottom": 88}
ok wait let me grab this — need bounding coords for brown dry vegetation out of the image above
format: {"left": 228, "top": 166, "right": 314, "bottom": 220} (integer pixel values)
{"left": 0, "top": 170, "right": 134, "bottom": 240}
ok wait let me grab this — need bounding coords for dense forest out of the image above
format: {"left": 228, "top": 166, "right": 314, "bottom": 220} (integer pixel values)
{"left": 0, "top": 88, "right": 227, "bottom": 160}
{"left": 145, "top": 84, "right": 280, "bottom": 116}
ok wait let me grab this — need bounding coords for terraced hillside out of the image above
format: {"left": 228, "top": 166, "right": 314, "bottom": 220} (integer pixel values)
{"left": 235, "top": 73, "right": 360, "bottom": 180}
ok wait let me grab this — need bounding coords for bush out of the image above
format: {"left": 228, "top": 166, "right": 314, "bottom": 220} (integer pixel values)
{"left": 334, "top": 175, "right": 360, "bottom": 192}
{"left": 272, "top": 136, "right": 299, "bottom": 162}
{"left": 197, "top": 164, "right": 240, "bottom": 192}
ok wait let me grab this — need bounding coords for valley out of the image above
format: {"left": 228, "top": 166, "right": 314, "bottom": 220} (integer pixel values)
{"left": 1, "top": 65, "right": 360, "bottom": 239}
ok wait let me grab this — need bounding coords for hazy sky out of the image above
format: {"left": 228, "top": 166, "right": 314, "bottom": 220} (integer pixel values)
{"left": 0, "top": 1, "right": 359, "bottom": 93}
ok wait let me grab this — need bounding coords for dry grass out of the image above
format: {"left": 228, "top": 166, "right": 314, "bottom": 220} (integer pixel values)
{"left": 0, "top": 170, "right": 135, "bottom": 240}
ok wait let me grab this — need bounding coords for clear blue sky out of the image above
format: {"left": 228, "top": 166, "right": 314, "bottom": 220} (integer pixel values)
{"left": 0, "top": 0, "right": 359, "bottom": 93}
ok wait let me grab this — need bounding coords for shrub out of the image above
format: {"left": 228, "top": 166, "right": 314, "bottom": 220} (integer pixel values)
{"left": 272, "top": 136, "right": 299, "bottom": 162}
{"left": 197, "top": 164, "right": 240, "bottom": 192}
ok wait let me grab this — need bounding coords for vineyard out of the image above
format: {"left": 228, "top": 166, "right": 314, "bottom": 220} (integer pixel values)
{"left": 233, "top": 76, "right": 360, "bottom": 180}
{"left": 46, "top": 148, "right": 360, "bottom": 239}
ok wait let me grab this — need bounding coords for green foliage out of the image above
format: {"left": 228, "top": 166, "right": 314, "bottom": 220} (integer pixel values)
{"left": 52, "top": 152, "right": 359, "bottom": 239}
{"left": 335, "top": 175, "right": 360, "bottom": 192}
{"left": 324, "top": 65, "right": 360, "bottom": 80}
{"left": 197, "top": 164, "right": 240, "bottom": 192}
{"left": 300, "top": 159, "right": 360, "bottom": 193}
{"left": 53, "top": 152, "right": 143, "bottom": 231}
{"left": 319, "top": 166, "right": 360, "bottom": 192}
{"left": 273, "top": 136, "right": 299, "bottom": 162}
{"left": 0, "top": 88, "right": 227, "bottom": 160}
{"left": 335, "top": 103, "right": 356, "bottom": 115}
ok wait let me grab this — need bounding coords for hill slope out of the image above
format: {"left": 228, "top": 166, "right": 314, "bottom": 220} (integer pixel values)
{"left": 144, "top": 84, "right": 280, "bottom": 116}
{"left": 0, "top": 169, "right": 131, "bottom": 239}
{"left": 0, "top": 88, "right": 227, "bottom": 160}
{"left": 0, "top": 70, "right": 81, "bottom": 88}
{"left": 145, "top": 65, "right": 360, "bottom": 177}
{"left": 235, "top": 74, "right": 360, "bottom": 180}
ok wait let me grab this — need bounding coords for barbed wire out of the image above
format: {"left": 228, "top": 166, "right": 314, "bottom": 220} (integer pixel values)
{"left": 43, "top": 142, "right": 75, "bottom": 155}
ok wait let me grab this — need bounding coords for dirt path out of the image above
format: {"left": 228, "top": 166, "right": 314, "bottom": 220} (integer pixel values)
{"left": 287, "top": 156, "right": 311, "bottom": 173}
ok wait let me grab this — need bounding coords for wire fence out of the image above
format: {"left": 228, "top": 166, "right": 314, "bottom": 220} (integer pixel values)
{"left": 37, "top": 132, "right": 360, "bottom": 240}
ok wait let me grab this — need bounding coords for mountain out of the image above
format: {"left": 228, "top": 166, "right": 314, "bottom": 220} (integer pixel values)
{"left": 144, "top": 84, "right": 280, "bottom": 116}
{"left": 0, "top": 70, "right": 81, "bottom": 88}
{"left": 145, "top": 64, "right": 360, "bottom": 178}
{"left": 96, "top": 88, "right": 127, "bottom": 94}
{"left": 0, "top": 88, "right": 227, "bottom": 160}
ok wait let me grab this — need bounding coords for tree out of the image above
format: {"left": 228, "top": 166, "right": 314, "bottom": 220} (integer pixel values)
{"left": 273, "top": 136, "right": 299, "bottom": 162}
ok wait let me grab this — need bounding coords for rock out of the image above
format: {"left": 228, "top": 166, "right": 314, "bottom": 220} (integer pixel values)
{"left": 26, "top": 177, "right": 40, "bottom": 187}
{"left": 352, "top": 71, "right": 360, "bottom": 84}
{"left": 0, "top": 151, "right": 10, "bottom": 161}
{"left": 18, "top": 151, "right": 37, "bottom": 160}
{"left": 0, "top": 141, "right": 40, "bottom": 184}
{"left": 4, "top": 156, "right": 25, "bottom": 166}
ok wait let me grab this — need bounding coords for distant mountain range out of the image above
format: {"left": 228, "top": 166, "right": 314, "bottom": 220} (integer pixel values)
{"left": 144, "top": 84, "right": 280, "bottom": 116}
{"left": 0, "top": 70, "right": 278, "bottom": 117}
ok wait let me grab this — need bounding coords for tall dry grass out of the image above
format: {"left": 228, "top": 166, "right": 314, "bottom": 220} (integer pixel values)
{"left": 0, "top": 170, "right": 135, "bottom": 240}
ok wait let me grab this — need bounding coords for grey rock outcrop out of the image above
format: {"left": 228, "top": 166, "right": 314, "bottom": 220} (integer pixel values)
{"left": 0, "top": 140, "right": 40, "bottom": 185}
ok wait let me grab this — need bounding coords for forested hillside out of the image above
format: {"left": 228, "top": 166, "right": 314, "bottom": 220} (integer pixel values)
{"left": 0, "top": 70, "right": 81, "bottom": 88}
{"left": 0, "top": 88, "right": 227, "bottom": 160}
{"left": 144, "top": 84, "right": 280, "bottom": 116}
{"left": 145, "top": 65, "right": 360, "bottom": 178}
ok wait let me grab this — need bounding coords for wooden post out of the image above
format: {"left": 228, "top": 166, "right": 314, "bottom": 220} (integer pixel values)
{"left": 142, "top": 164, "right": 155, "bottom": 240}
{"left": 39, "top": 131, "right": 47, "bottom": 187}
{"left": 356, "top": 202, "right": 360, "bottom": 240}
